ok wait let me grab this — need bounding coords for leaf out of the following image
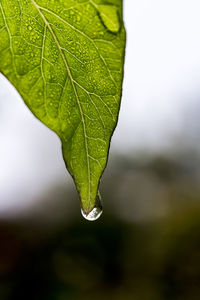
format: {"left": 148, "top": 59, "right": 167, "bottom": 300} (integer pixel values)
{"left": 97, "top": 4, "right": 120, "bottom": 33}
{"left": 0, "top": 0, "right": 125, "bottom": 215}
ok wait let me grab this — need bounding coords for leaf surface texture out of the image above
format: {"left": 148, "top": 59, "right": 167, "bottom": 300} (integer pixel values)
{"left": 0, "top": 0, "right": 125, "bottom": 213}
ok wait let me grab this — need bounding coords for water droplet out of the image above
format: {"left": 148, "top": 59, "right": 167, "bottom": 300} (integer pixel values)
{"left": 81, "top": 193, "right": 103, "bottom": 221}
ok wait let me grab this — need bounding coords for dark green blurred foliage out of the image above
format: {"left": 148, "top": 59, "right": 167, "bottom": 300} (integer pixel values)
{"left": 1, "top": 151, "right": 200, "bottom": 300}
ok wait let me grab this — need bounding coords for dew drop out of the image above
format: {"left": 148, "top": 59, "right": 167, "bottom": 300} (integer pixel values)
{"left": 81, "top": 193, "right": 103, "bottom": 221}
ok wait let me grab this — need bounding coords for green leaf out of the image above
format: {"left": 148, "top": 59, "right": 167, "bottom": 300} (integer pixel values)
{"left": 0, "top": 0, "right": 125, "bottom": 215}
{"left": 97, "top": 4, "right": 120, "bottom": 33}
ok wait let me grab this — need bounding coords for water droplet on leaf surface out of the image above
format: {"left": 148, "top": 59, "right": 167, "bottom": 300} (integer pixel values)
{"left": 81, "top": 192, "right": 103, "bottom": 221}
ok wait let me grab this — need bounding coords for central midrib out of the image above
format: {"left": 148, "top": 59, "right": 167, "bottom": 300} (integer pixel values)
{"left": 31, "top": 0, "right": 92, "bottom": 208}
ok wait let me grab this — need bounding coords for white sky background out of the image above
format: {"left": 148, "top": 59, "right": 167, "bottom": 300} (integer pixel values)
{"left": 0, "top": 0, "right": 200, "bottom": 215}
{"left": 113, "top": 0, "right": 200, "bottom": 152}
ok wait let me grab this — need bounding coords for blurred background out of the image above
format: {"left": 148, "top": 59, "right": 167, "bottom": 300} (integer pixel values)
{"left": 1, "top": 0, "right": 200, "bottom": 299}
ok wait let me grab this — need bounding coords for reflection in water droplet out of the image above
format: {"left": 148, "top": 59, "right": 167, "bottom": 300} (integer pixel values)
{"left": 81, "top": 193, "right": 103, "bottom": 221}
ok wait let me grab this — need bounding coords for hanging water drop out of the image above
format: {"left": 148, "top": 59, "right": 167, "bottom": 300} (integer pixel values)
{"left": 81, "top": 193, "right": 103, "bottom": 221}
